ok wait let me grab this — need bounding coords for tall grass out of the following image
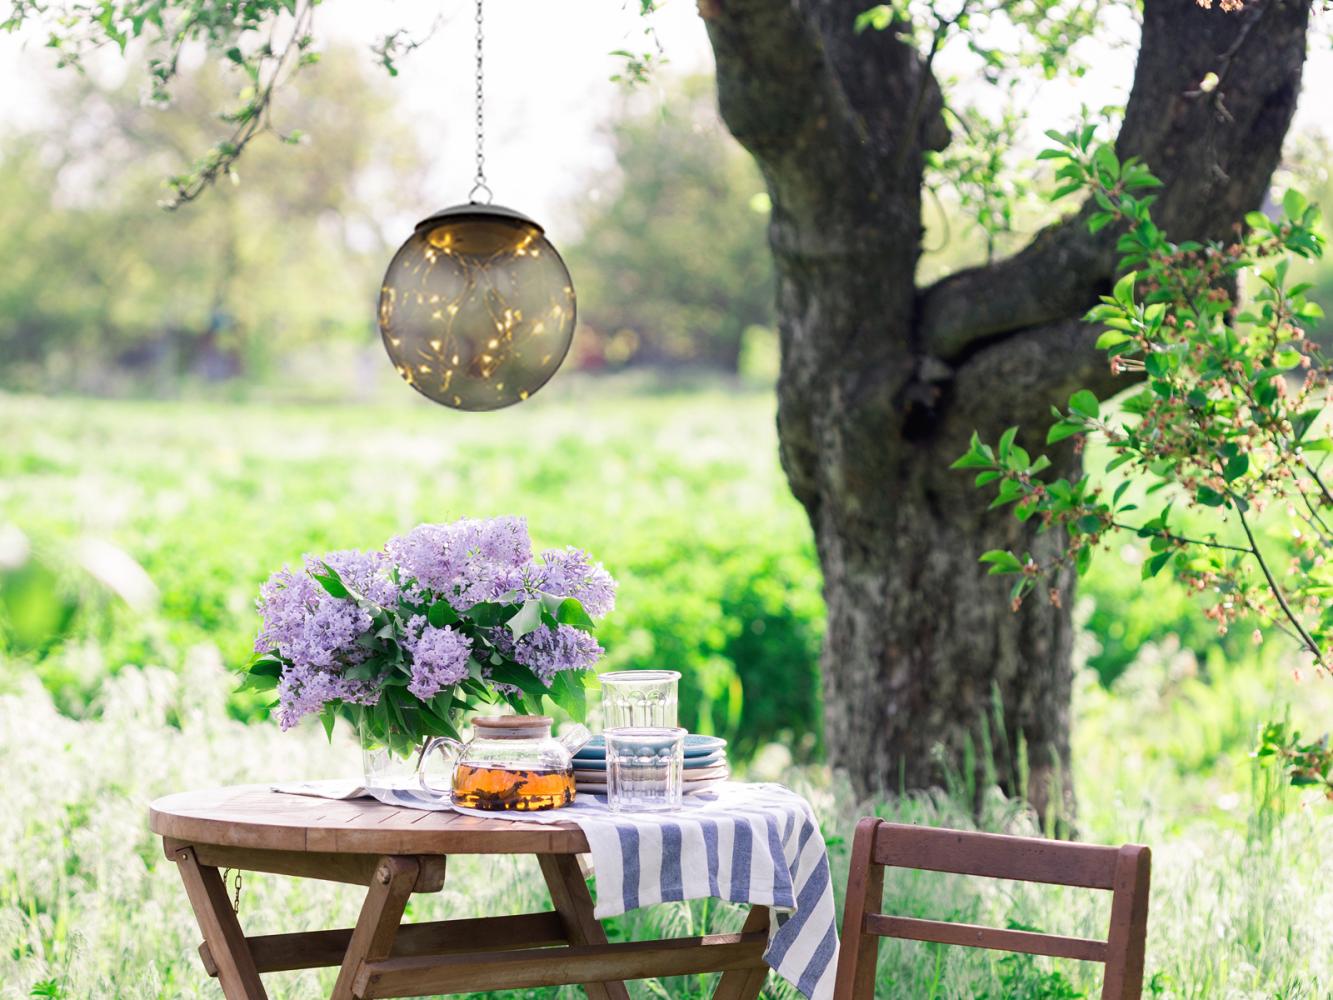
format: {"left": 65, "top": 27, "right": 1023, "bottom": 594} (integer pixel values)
{"left": 2, "top": 652, "right": 1329, "bottom": 999}
{"left": 3, "top": 390, "right": 1332, "bottom": 998}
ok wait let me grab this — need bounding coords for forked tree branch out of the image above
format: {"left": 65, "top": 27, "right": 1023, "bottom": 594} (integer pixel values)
{"left": 915, "top": 0, "right": 1309, "bottom": 362}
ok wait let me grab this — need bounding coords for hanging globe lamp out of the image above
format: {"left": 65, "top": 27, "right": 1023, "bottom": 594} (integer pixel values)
{"left": 377, "top": 0, "right": 575, "bottom": 411}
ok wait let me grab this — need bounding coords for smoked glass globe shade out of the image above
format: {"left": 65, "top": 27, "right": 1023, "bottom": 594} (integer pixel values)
{"left": 378, "top": 205, "right": 576, "bottom": 411}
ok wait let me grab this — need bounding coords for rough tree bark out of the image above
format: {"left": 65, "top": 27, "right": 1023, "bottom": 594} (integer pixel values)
{"left": 700, "top": 0, "right": 1310, "bottom": 812}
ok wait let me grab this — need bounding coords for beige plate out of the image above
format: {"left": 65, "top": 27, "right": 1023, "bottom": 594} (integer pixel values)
{"left": 576, "top": 764, "right": 730, "bottom": 789}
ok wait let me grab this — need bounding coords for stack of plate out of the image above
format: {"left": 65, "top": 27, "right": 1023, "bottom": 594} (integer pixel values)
{"left": 572, "top": 735, "right": 729, "bottom": 795}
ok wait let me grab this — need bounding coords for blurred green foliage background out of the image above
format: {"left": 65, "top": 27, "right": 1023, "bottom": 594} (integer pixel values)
{"left": 4, "top": 55, "right": 1333, "bottom": 999}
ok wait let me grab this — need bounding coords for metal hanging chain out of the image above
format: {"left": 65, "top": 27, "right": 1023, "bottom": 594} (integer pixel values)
{"left": 220, "top": 867, "right": 243, "bottom": 914}
{"left": 468, "top": 0, "right": 492, "bottom": 204}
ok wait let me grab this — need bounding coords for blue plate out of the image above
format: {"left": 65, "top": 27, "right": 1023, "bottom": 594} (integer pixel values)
{"left": 573, "top": 734, "right": 728, "bottom": 761}
{"left": 571, "top": 749, "right": 726, "bottom": 773}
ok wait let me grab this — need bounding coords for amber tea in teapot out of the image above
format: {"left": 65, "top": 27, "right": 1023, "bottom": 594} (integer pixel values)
{"left": 452, "top": 763, "right": 575, "bottom": 811}
{"left": 425, "top": 716, "right": 588, "bottom": 812}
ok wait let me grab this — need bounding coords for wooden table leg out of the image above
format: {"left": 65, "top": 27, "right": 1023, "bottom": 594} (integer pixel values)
{"left": 173, "top": 845, "right": 269, "bottom": 1000}
{"left": 711, "top": 906, "right": 771, "bottom": 1000}
{"left": 331, "top": 856, "right": 421, "bottom": 1000}
{"left": 538, "top": 855, "right": 632, "bottom": 1000}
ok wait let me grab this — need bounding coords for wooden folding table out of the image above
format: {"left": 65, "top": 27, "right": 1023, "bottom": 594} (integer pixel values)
{"left": 150, "top": 785, "right": 772, "bottom": 999}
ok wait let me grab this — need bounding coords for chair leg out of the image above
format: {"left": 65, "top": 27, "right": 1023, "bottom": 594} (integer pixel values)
{"left": 173, "top": 845, "right": 269, "bottom": 1000}
{"left": 331, "top": 856, "right": 421, "bottom": 1000}
{"left": 711, "top": 906, "right": 771, "bottom": 1000}
{"left": 538, "top": 854, "right": 632, "bottom": 1000}
{"left": 1102, "top": 846, "right": 1152, "bottom": 1000}
{"left": 833, "top": 818, "right": 886, "bottom": 1000}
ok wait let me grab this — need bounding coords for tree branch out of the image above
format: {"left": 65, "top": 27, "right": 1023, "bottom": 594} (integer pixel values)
{"left": 915, "top": 0, "right": 1310, "bottom": 362}
{"left": 701, "top": 0, "right": 945, "bottom": 237}
{"left": 1234, "top": 495, "right": 1323, "bottom": 659}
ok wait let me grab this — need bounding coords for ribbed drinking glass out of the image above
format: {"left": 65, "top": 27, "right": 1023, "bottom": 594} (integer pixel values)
{"left": 605, "top": 727, "right": 686, "bottom": 813}
{"left": 598, "top": 670, "right": 680, "bottom": 729}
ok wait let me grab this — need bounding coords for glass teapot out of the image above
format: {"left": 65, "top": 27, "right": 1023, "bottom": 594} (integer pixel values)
{"left": 422, "top": 716, "right": 590, "bottom": 811}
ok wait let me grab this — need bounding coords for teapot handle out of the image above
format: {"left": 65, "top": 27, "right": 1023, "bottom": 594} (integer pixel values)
{"left": 417, "top": 737, "right": 464, "bottom": 798}
{"left": 558, "top": 723, "right": 593, "bottom": 756}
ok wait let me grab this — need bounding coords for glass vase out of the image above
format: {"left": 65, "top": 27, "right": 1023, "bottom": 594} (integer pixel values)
{"left": 359, "top": 716, "right": 459, "bottom": 806}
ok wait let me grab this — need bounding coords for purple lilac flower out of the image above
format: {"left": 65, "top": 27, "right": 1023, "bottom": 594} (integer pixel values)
{"left": 483, "top": 626, "right": 516, "bottom": 658}
{"left": 254, "top": 567, "right": 321, "bottom": 655}
{"left": 407, "top": 625, "right": 472, "bottom": 700}
{"left": 315, "top": 548, "right": 400, "bottom": 608}
{"left": 531, "top": 547, "right": 617, "bottom": 618}
{"left": 276, "top": 664, "right": 378, "bottom": 731}
{"left": 254, "top": 566, "right": 372, "bottom": 669}
{"left": 400, "top": 614, "right": 429, "bottom": 653}
{"left": 514, "top": 623, "right": 604, "bottom": 685}
{"left": 387, "top": 516, "right": 531, "bottom": 609}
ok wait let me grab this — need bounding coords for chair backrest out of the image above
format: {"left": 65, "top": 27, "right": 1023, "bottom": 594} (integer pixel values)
{"left": 833, "top": 819, "right": 1151, "bottom": 1000}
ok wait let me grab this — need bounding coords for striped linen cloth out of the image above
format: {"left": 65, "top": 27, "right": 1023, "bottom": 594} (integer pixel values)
{"left": 457, "top": 781, "right": 840, "bottom": 1000}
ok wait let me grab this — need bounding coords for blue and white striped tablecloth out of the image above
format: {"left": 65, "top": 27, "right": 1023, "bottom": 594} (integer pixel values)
{"left": 464, "top": 781, "right": 840, "bottom": 1000}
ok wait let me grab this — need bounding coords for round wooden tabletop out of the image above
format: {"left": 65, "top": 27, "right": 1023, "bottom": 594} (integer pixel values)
{"left": 149, "top": 784, "right": 589, "bottom": 856}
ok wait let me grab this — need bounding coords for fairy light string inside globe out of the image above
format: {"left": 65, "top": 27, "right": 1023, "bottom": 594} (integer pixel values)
{"left": 378, "top": 0, "right": 576, "bottom": 411}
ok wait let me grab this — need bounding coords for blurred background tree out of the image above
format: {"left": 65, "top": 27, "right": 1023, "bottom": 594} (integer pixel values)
{"left": 0, "top": 45, "right": 428, "bottom": 394}
{"left": 565, "top": 75, "right": 774, "bottom": 374}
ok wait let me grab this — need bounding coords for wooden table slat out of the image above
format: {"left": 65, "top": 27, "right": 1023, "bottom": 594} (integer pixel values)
{"left": 355, "top": 931, "right": 770, "bottom": 997}
{"left": 150, "top": 785, "right": 589, "bottom": 856}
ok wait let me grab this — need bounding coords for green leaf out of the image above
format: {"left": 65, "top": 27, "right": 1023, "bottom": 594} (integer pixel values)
{"left": 247, "top": 657, "right": 283, "bottom": 678}
{"left": 463, "top": 602, "right": 507, "bottom": 627}
{"left": 1196, "top": 486, "right": 1227, "bottom": 507}
{"left": 951, "top": 451, "right": 994, "bottom": 470}
{"left": 853, "top": 4, "right": 894, "bottom": 32}
{"left": 320, "top": 705, "right": 338, "bottom": 742}
{"left": 1244, "top": 211, "right": 1271, "bottom": 231}
{"left": 1087, "top": 211, "right": 1116, "bottom": 235}
{"left": 1112, "top": 271, "right": 1137, "bottom": 307}
{"left": 1092, "top": 143, "right": 1120, "bottom": 182}
{"left": 1142, "top": 551, "right": 1172, "bottom": 579}
{"left": 1069, "top": 390, "right": 1100, "bottom": 419}
{"left": 428, "top": 600, "right": 459, "bottom": 627}
{"left": 998, "top": 426, "right": 1019, "bottom": 461}
{"left": 1075, "top": 545, "right": 1094, "bottom": 576}
{"left": 556, "top": 597, "right": 597, "bottom": 631}
{"left": 1095, "top": 330, "right": 1131, "bottom": 350}
{"left": 486, "top": 661, "right": 549, "bottom": 698}
{"left": 1292, "top": 409, "right": 1322, "bottom": 440}
{"left": 1223, "top": 452, "right": 1249, "bottom": 482}
{"left": 237, "top": 671, "right": 279, "bottom": 693}
{"left": 1274, "top": 349, "right": 1303, "bottom": 370}
{"left": 312, "top": 564, "right": 349, "bottom": 598}
{"left": 1046, "top": 420, "right": 1083, "bottom": 444}
{"left": 1282, "top": 188, "right": 1308, "bottom": 221}
{"left": 546, "top": 669, "right": 588, "bottom": 720}
{"left": 979, "top": 550, "right": 1023, "bottom": 575}
{"left": 507, "top": 598, "right": 545, "bottom": 641}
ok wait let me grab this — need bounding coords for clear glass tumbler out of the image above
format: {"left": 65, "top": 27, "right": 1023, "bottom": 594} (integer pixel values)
{"left": 605, "top": 727, "right": 686, "bottom": 813}
{"left": 598, "top": 670, "right": 680, "bottom": 729}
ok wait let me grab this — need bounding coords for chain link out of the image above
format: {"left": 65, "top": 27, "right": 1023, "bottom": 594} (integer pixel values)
{"left": 220, "top": 867, "right": 243, "bottom": 914}
{"left": 468, "top": 0, "right": 492, "bottom": 204}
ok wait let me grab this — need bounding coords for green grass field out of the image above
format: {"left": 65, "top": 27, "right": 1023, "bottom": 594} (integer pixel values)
{"left": 2, "top": 389, "right": 1331, "bottom": 998}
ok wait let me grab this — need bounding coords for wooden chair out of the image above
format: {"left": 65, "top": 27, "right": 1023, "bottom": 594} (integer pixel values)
{"left": 833, "top": 819, "right": 1151, "bottom": 999}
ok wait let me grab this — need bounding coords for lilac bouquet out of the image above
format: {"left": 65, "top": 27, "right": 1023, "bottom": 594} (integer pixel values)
{"left": 242, "top": 516, "right": 615, "bottom": 755}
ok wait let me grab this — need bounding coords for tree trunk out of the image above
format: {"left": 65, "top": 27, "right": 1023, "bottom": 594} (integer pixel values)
{"left": 701, "top": 0, "right": 1310, "bottom": 812}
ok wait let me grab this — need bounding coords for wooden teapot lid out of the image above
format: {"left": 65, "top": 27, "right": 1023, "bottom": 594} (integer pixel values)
{"left": 472, "top": 715, "right": 552, "bottom": 738}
